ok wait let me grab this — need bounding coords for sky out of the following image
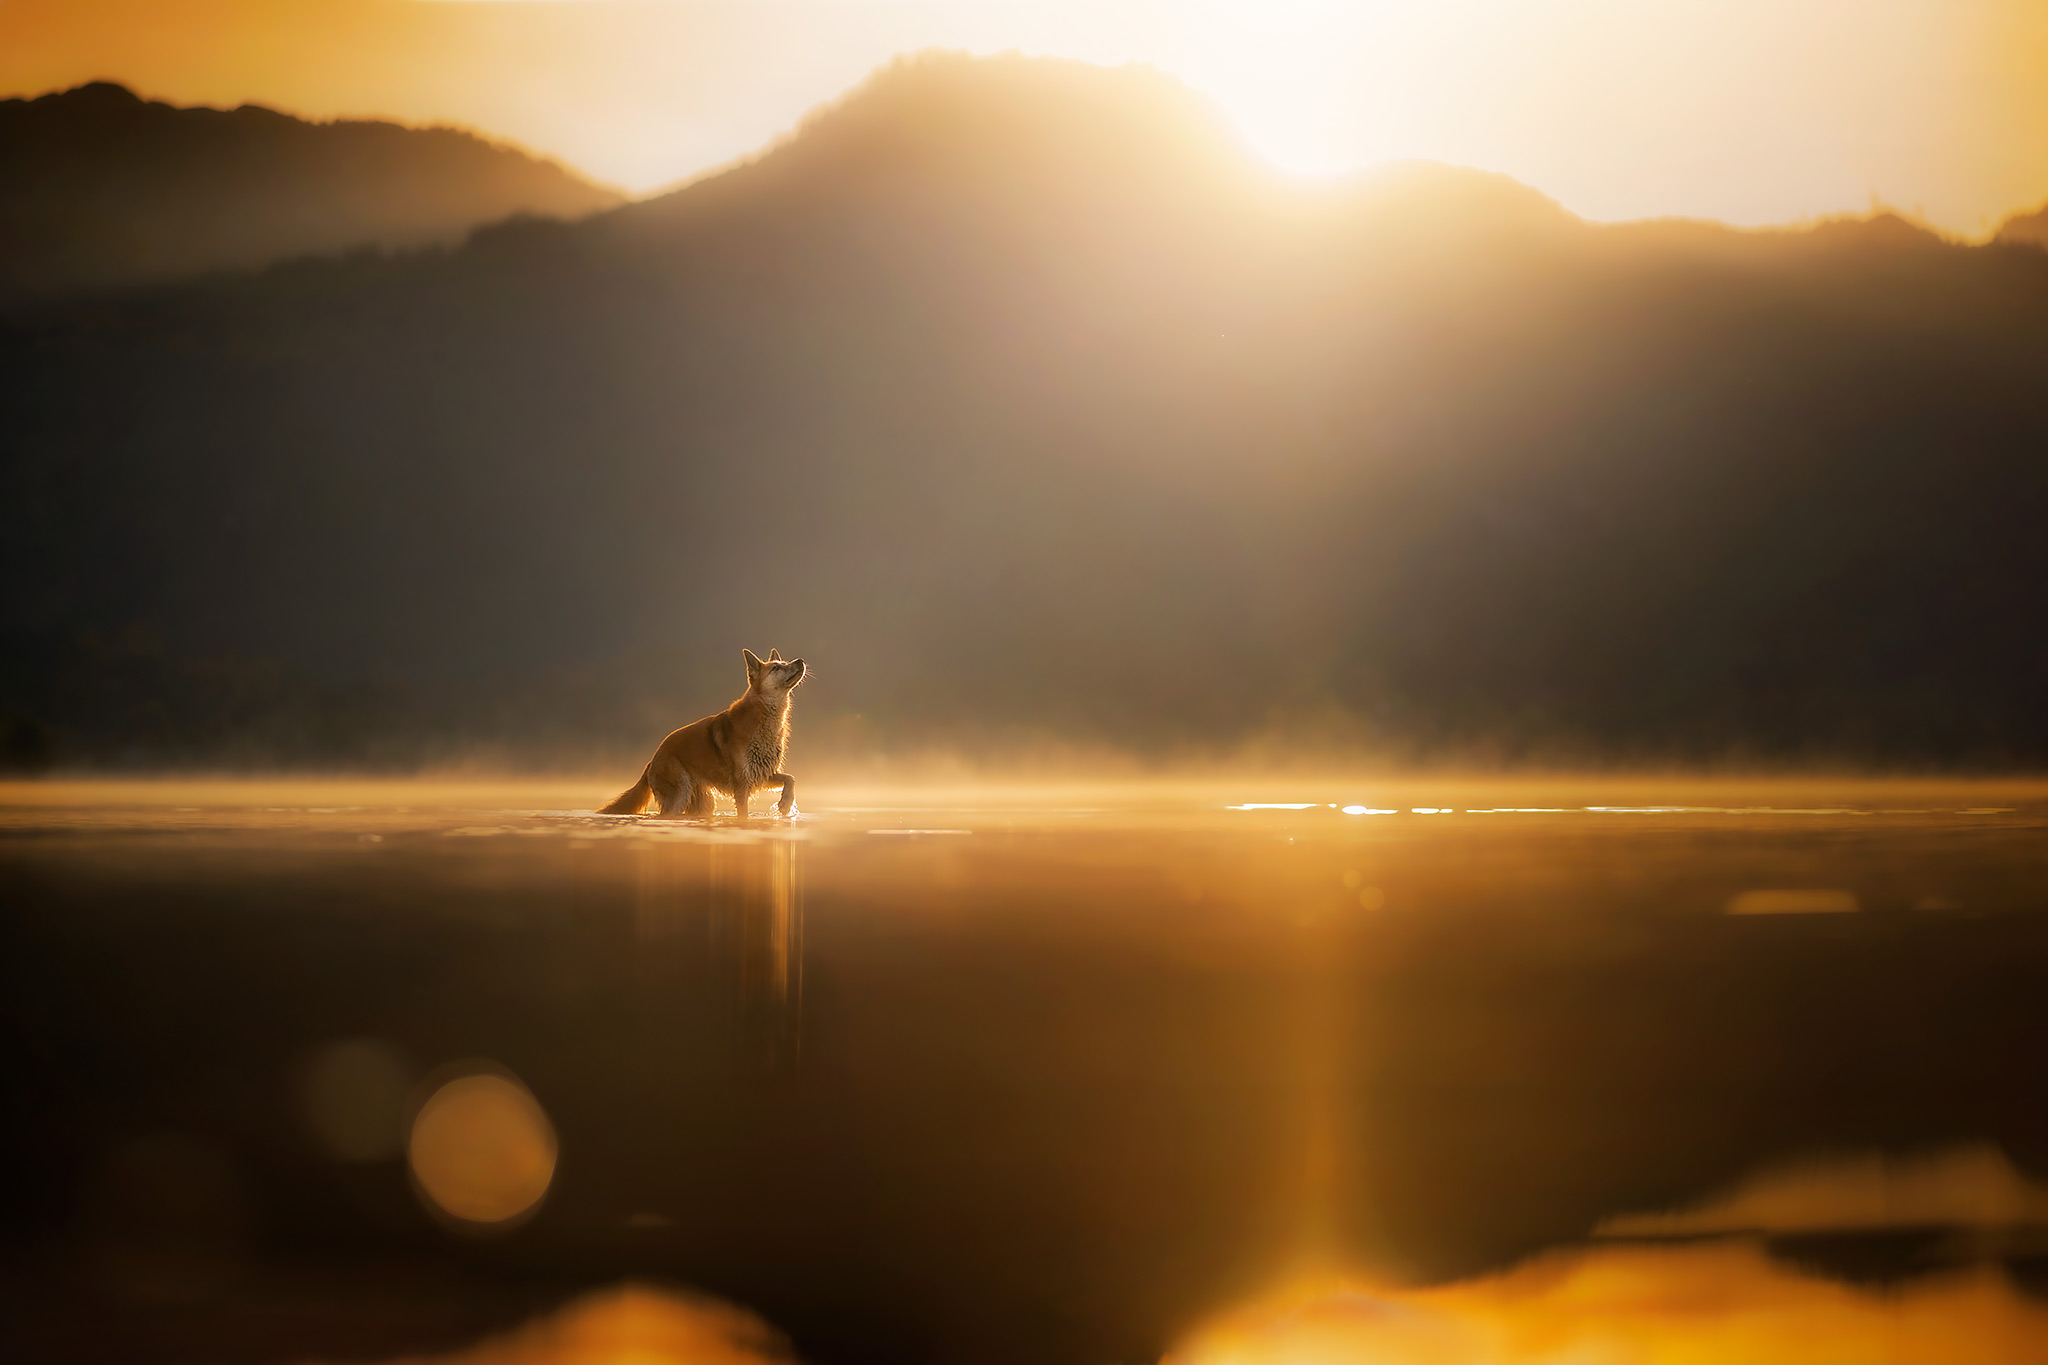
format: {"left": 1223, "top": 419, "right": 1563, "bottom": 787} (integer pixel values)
{"left": 4, "top": 0, "right": 2048, "bottom": 234}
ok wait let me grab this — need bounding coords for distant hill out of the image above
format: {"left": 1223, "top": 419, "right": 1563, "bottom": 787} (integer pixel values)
{"left": 1996, "top": 202, "right": 2048, "bottom": 249}
{"left": 0, "top": 82, "right": 621, "bottom": 304}
{"left": 6, "top": 53, "right": 2048, "bottom": 771}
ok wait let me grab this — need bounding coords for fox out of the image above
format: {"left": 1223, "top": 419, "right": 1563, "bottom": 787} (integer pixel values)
{"left": 599, "top": 648, "right": 808, "bottom": 818}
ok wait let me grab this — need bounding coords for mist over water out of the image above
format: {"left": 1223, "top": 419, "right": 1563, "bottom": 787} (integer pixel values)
{"left": 9, "top": 777, "right": 2048, "bottom": 1362}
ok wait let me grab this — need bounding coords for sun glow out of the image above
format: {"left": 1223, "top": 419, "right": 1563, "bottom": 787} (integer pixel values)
{"left": 5, "top": 0, "right": 2048, "bottom": 228}
{"left": 1163, "top": 0, "right": 1373, "bottom": 176}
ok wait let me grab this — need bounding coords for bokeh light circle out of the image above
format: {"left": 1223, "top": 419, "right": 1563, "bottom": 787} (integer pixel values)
{"left": 407, "top": 1067, "right": 557, "bottom": 1228}
{"left": 301, "top": 1038, "right": 414, "bottom": 1162}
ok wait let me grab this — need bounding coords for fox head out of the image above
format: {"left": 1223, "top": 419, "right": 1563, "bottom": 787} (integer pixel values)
{"left": 744, "top": 647, "right": 807, "bottom": 697}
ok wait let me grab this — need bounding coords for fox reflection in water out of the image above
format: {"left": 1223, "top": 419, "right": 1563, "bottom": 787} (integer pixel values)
{"left": 636, "top": 835, "right": 805, "bottom": 1065}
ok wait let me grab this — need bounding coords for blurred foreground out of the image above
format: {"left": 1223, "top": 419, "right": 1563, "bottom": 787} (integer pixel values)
{"left": 7, "top": 778, "right": 2048, "bottom": 1362}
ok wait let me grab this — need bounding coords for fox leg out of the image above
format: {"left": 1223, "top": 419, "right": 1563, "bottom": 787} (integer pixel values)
{"left": 770, "top": 772, "right": 796, "bottom": 816}
{"left": 732, "top": 773, "right": 751, "bottom": 820}
{"left": 682, "top": 780, "right": 714, "bottom": 819}
{"left": 651, "top": 761, "right": 687, "bottom": 817}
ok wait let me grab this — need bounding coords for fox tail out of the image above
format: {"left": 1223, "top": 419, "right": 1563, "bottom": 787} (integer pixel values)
{"left": 599, "top": 763, "right": 653, "bottom": 815}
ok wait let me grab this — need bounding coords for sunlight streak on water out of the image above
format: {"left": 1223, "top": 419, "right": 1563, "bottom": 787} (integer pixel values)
{"left": 1726, "top": 888, "right": 1861, "bottom": 916}
{"left": 327, "top": 1286, "right": 792, "bottom": 1365}
{"left": 1164, "top": 1243, "right": 2048, "bottom": 1365}
{"left": 1597, "top": 1144, "right": 2048, "bottom": 1238}
{"left": 1176, "top": 1145, "right": 2048, "bottom": 1364}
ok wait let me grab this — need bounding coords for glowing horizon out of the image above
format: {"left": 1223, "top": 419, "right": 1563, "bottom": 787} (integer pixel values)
{"left": 4, "top": 0, "right": 2048, "bottom": 235}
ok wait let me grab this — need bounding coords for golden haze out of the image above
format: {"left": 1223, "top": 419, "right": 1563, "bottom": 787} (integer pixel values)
{"left": 5, "top": 0, "right": 2048, "bottom": 232}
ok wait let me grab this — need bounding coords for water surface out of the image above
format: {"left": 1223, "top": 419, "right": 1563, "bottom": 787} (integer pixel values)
{"left": 6, "top": 778, "right": 2048, "bottom": 1362}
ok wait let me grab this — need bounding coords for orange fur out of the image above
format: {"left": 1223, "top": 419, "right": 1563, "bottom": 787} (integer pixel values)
{"left": 600, "top": 648, "right": 807, "bottom": 818}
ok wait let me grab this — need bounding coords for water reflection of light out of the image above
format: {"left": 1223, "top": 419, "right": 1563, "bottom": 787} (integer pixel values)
{"left": 407, "top": 1068, "right": 557, "bottom": 1228}
{"left": 1341, "top": 806, "right": 1398, "bottom": 815}
{"left": 1598, "top": 1144, "right": 2048, "bottom": 1237}
{"left": 1586, "top": 806, "right": 1866, "bottom": 815}
{"left": 336, "top": 1285, "right": 792, "bottom": 1365}
{"left": 1167, "top": 1243, "right": 2048, "bottom": 1364}
{"left": 1725, "top": 889, "right": 1860, "bottom": 916}
{"left": 1177, "top": 1146, "right": 2048, "bottom": 1363}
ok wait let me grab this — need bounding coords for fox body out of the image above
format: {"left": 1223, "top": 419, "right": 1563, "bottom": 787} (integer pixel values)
{"left": 600, "top": 649, "right": 808, "bottom": 818}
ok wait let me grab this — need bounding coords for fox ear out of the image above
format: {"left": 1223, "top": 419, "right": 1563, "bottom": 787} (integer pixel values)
{"left": 743, "top": 648, "right": 764, "bottom": 676}
{"left": 768, "top": 649, "right": 783, "bottom": 662}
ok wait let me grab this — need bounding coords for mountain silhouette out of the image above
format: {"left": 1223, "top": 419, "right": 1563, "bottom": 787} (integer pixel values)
{"left": 5, "top": 53, "right": 2048, "bottom": 770}
{"left": 0, "top": 82, "right": 620, "bottom": 305}
{"left": 1996, "top": 201, "right": 2048, "bottom": 250}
